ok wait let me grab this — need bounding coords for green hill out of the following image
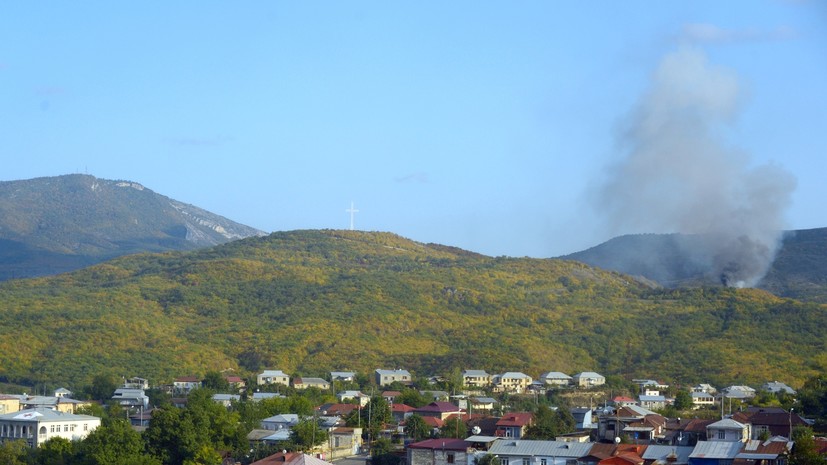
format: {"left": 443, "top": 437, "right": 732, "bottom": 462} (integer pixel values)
{"left": 0, "top": 174, "right": 264, "bottom": 280}
{"left": 0, "top": 230, "right": 825, "bottom": 392}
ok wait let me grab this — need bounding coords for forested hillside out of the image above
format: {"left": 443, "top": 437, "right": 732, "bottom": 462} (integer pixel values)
{"left": 1, "top": 230, "right": 825, "bottom": 391}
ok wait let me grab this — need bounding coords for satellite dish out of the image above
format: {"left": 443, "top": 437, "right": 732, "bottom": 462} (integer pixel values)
{"left": 614, "top": 437, "right": 621, "bottom": 444}
{"left": 472, "top": 426, "right": 481, "bottom": 435}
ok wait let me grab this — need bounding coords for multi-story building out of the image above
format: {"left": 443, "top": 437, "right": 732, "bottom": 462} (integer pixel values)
{"left": 257, "top": 370, "right": 291, "bottom": 387}
{"left": 375, "top": 369, "right": 412, "bottom": 386}
{"left": 0, "top": 408, "right": 100, "bottom": 447}
{"left": 462, "top": 370, "right": 491, "bottom": 389}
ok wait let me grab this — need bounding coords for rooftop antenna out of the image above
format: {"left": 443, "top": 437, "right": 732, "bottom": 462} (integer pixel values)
{"left": 346, "top": 201, "right": 359, "bottom": 231}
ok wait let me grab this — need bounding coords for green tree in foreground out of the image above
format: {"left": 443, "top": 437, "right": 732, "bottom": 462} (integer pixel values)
{"left": 404, "top": 414, "right": 431, "bottom": 441}
{"left": 524, "top": 405, "right": 575, "bottom": 440}
{"left": 290, "top": 418, "right": 329, "bottom": 450}
{"left": 790, "top": 426, "right": 827, "bottom": 465}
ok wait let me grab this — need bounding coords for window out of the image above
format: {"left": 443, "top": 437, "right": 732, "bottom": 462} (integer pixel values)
{"left": 83, "top": 424, "right": 88, "bottom": 431}
{"left": 541, "top": 460, "right": 547, "bottom": 465}
{"left": 448, "top": 453, "right": 455, "bottom": 464}
{"left": 50, "top": 425, "right": 55, "bottom": 433}
{"left": 64, "top": 424, "right": 69, "bottom": 432}
{"left": 522, "top": 458, "right": 530, "bottom": 465}
{"left": 718, "top": 430, "right": 726, "bottom": 440}
{"left": 500, "top": 459, "right": 509, "bottom": 465}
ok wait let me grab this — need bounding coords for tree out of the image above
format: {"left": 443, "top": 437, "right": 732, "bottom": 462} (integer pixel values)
{"left": 396, "top": 388, "right": 429, "bottom": 408}
{"left": 0, "top": 440, "right": 30, "bottom": 465}
{"left": 80, "top": 418, "right": 160, "bottom": 465}
{"left": 673, "top": 390, "right": 693, "bottom": 411}
{"left": 524, "top": 405, "right": 575, "bottom": 440}
{"left": 790, "top": 426, "right": 827, "bottom": 465}
{"left": 87, "top": 374, "right": 118, "bottom": 402}
{"left": 201, "top": 371, "right": 229, "bottom": 392}
{"left": 475, "top": 454, "right": 498, "bottom": 465}
{"left": 404, "top": 414, "right": 431, "bottom": 441}
{"left": 440, "top": 416, "right": 467, "bottom": 439}
{"left": 35, "top": 437, "right": 75, "bottom": 465}
{"left": 290, "top": 418, "right": 329, "bottom": 450}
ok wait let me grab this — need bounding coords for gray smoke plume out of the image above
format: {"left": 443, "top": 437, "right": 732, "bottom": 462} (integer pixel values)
{"left": 595, "top": 47, "right": 796, "bottom": 288}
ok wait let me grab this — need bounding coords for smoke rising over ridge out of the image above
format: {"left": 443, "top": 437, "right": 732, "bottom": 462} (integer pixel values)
{"left": 595, "top": 48, "right": 796, "bottom": 287}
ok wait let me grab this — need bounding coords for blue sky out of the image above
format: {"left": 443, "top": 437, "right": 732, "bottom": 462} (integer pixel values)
{"left": 1, "top": 2, "right": 825, "bottom": 257}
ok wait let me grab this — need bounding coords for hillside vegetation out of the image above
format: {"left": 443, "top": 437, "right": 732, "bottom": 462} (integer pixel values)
{"left": 0, "top": 230, "right": 825, "bottom": 391}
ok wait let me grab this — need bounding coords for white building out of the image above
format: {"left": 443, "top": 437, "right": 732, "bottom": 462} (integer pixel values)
{"left": 0, "top": 408, "right": 101, "bottom": 447}
{"left": 375, "top": 369, "right": 412, "bottom": 386}
{"left": 462, "top": 370, "right": 492, "bottom": 389}
{"left": 539, "top": 372, "right": 573, "bottom": 387}
{"left": 257, "top": 370, "right": 291, "bottom": 386}
{"left": 572, "top": 372, "right": 605, "bottom": 388}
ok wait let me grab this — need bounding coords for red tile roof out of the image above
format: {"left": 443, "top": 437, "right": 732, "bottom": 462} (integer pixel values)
{"left": 407, "top": 438, "right": 469, "bottom": 451}
{"left": 496, "top": 412, "right": 533, "bottom": 427}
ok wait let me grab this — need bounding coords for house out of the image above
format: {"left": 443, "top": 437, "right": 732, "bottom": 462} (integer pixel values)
{"left": 496, "top": 412, "right": 534, "bottom": 438}
{"left": 572, "top": 372, "right": 606, "bottom": 388}
{"left": 330, "top": 371, "right": 356, "bottom": 382}
{"left": 693, "top": 384, "right": 717, "bottom": 395}
{"left": 0, "top": 408, "right": 101, "bottom": 447}
{"left": 720, "top": 386, "right": 756, "bottom": 400}
{"left": 53, "top": 388, "right": 73, "bottom": 398}
{"left": 20, "top": 396, "right": 90, "bottom": 414}
{"left": 257, "top": 370, "right": 290, "bottom": 387}
{"left": 0, "top": 395, "right": 21, "bottom": 414}
{"left": 594, "top": 444, "right": 648, "bottom": 465}
{"left": 391, "top": 403, "right": 415, "bottom": 422}
{"left": 734, "top": 438, "right": 792, "bottom": 465}
{"left": 596, "top": 405, "right": 660, "bottom": 443}
{"left": 470, "top": 397, "right": 497, "bottom": 413}
{"left": 293, "top": 377, "right": 331, "bottom": 390}
{"left": 252, "top": 392, "right": 285, "bottom": 402}
{"left": 173, "top": 376, "right": 202, "bottom": 394}
{"left": 375, "top": 369, "right": 412, "bottom": 386}
{"left": 414, "top": 402, "right": 464, "bottom": 421}
{"left": 261, "top": 413, "right": 300, "bottom": 431}
{"left": 328, "top": 426, "right": 363, "bottom": 459}
{"left": 731, "top": 407, "right": 808, "bottom": 439}
{"left": 633, "top": 379, "right": 669, "bottom": 391}
{"left": 668, "top": 418, "right": 714, "bottom": 446}
{"left": 706, "top": 419, "right": 750, "bottom": 442}
{"left": 639, "top": 394, "right": 668, "bottom": 411}
{"left": 691, "top": 392, "right": 716, "bottom": 409}
{"left": 613, "top": 396, "right": 639, "bottom": 407}
{"left": 760, "top": 382, "right": 796, "bottom": 395}
{"left": 540, "top": 372, "right": 573, "bottom": 387}
{"left": 487, "top": 438, "right": 593, "bottom": 465}
{"left": 251, "top": 452, "right": 337, "bottom": 465}
{"left": 421, "top": 390, "right": 450, "bottom": 402}
{"left": 571, "top": 407, "right": 595, "bottom": 430}
{"left": 641, "top": 445, "right": 694, "bottom": 465}
{"left": 225, "top": 375, "right": 246, "bottom": 391}
{"left": 112, "top": 388, "right": 149, "bottom": 408}
{"left": 123, "top": 377, "right": 150, "bottom": 390}
{"left": 688, "top": 441, "right": 743, "bottom": 465}
{"left": 212, "top": 393, "right": 241, "bottom": 407}
{"left": 407, "top": 438, "right": 470, "bottom": 465}
{"left": 462, "top": 370, "right": 492, "bottom": 389}
{"left": 382, "top": 391, "right": 402, "bottom": 403}
{"left": 337, "top": 390, "right": 369, "bottom": 406}
{"left": 493, "top": 372, "right": 533, "bottom": 394}
{"left": 317, "top": 403, "right": 359, "bottom": 417}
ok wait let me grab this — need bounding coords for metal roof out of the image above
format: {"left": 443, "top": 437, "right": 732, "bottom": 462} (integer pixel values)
{"left": 689, "top": 441, "right": 743, "bottom": 459}
{"left": 489, "top": 439, "right": 593, "bottom": 458}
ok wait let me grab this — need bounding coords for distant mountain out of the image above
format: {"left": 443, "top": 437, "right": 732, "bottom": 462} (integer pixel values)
{"left": 0, "top": 174, "right": 265, "bottom": 280}
{"left": 561, "top": 228, "right": 827, "bottom": 303}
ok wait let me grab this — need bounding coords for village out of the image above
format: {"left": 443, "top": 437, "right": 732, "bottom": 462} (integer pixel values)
{"left": 0, "top": 367, "right": 824, "bottom": 465}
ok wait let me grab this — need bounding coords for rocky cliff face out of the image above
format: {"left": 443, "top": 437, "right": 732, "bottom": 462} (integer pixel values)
{"left": 0, "top": 174, "right": 265, "bottom": 280}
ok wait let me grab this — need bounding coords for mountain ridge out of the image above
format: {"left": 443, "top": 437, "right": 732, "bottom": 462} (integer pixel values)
{"left": 0, "top": 174, "right": 265, "bottom": 280}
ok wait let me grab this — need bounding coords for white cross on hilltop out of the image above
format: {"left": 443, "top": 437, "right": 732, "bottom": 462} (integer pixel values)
{"left": 345, "top": 201, "right": 359, "bottom": 231}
